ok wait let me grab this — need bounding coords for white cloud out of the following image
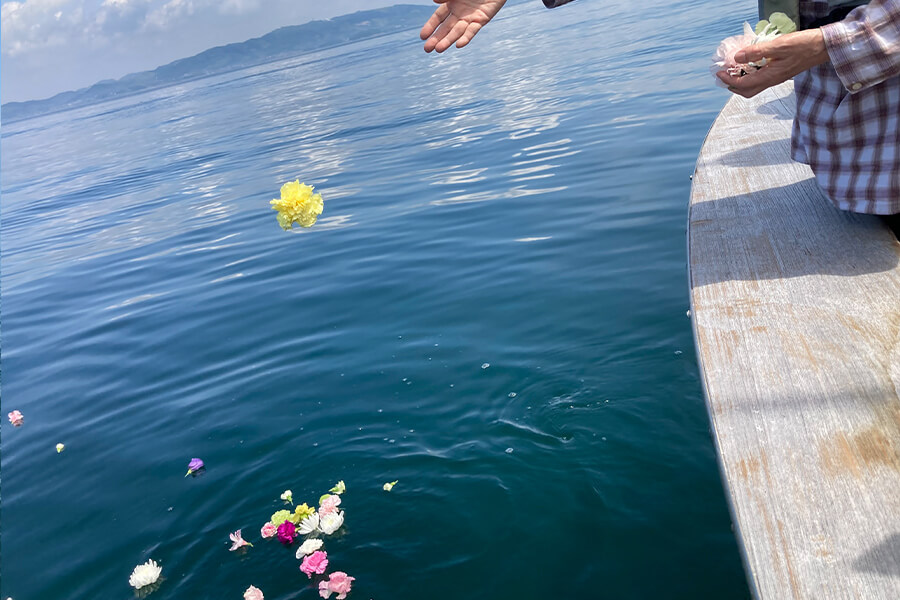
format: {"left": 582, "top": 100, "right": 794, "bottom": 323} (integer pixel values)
{"left": 1, "top": 0, "right": 83, "bottom": 55}
{"left": 142, "top": 0, "right": 193, "bottom": 30}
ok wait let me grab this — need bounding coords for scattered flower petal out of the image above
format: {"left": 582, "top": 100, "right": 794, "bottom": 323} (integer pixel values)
{"left": 8, "top": 410, "right": 24, "bottom": 427}
{"left": 296, "top": 538, "right": 324, "bottom": 558}
{"left": 329, "top": 480, "right": 346, "bottom": 495}
{"left": 270, "top": 180, "right": 324, "bottom": 230}
{"left": 319, "top": 511, "right": 344, "bottom": 535}
{"left": 260, "top": 522, "right": 277, "bottom": 539}
{"left": 383, "top": 480, "right": 398, "bottom": 492}
{"left": 244, "top": 585, "right": 264, "bottom": 600}
{"left": 185, "top": 458, "right": 204, "bottom": 477}
{"left": 229, "top": 530, "right": 253, "bottom": 551}
{"left": 300, "top": 550, "right": 329, "bottom": 578}
{"left": 129, "top": 559, "right": 162, "bottom": 590}
{"left": 318, "top": 572, "right": 355, "bottom": 599}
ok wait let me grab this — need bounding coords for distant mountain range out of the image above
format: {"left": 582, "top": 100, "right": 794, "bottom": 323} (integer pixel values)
{"left": 2, "top": 4, "right": 434, "bottom": 123}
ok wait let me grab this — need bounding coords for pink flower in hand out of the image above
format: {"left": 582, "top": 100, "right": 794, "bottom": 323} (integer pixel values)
{"left": 229, "top": 529, "right": 253, "bottom": 551}
{"left": 711, "top": 23, "right": 759, "bottom": 85}
{"left": 8, "top": 410, "right": 24, "bottom": 427}
{"left": 260, "top": 522, "right": 277, "bottom": 539}
{"left": 318, "top": 494, "right": 341, "bottom": 516}
{"left": 244, "top": 585, "right": 264, "bottom": 600}
{"left": 300, "top": 550, "right": 329, "bottom": 578}
{"left": 318, "top": 571, "right": 354, "bottom": 599}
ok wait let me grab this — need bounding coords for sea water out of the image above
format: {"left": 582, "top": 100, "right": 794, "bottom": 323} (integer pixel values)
{"left": 1, "top": 0, "right": 756, "bottom": 597}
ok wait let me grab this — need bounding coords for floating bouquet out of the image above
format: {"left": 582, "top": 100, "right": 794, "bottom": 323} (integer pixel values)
{"left": 236, "top": 481, "right": 355, "bottom": 599}
{"left": 711, "top": 13, "right": 797, "bottom": 85}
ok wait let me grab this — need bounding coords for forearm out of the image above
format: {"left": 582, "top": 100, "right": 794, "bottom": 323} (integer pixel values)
{"left": 821, "top": 0, "right": 900, "bottom": 92}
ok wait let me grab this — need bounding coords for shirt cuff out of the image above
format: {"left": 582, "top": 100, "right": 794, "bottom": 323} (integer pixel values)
{"left": 821, "top": 13, "right": 896, "bottom": 93}
{"left": 543, "top": 0, "right": 576, "bottom": 7}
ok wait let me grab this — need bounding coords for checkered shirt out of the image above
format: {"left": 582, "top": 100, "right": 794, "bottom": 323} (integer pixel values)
{"left": 792, "top": 0, "right": 900, "bottom": 214}
{"left": 545, "top": 0, "right": 900, "bottom": 214}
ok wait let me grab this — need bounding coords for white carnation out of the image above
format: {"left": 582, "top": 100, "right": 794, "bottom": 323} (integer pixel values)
{"left": 295, "top": 538, "right": 324, "bottom": 558}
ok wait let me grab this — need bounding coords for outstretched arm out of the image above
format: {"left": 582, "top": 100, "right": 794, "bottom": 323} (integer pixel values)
{"left": 420, "top": 0, "right": 508, "bottom": 53}
{"left": 419, "top": 0, "right": 578, "bottom": 52}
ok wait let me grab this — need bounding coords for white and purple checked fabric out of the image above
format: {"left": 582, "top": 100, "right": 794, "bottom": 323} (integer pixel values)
{"left": 792, "top": 0, "right": 899, "bottom": 213}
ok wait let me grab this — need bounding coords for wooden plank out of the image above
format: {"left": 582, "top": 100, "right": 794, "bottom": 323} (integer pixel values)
{"left": 689, "top": 81, "right": 900, "bottom": 600}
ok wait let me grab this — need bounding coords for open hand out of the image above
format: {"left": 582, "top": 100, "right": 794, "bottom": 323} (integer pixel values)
{"left": 717, "top": 29, "right": 829, "bottom": 98}
{"left": 420, "top": 0, "right": 508, "bottom": 53}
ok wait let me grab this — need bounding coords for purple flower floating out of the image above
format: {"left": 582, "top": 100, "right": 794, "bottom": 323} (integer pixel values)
{"left": 185, "top": 458, "right": 205, "bottom": 477}
{"left": 276, "top": 521, "right": 296, "bottom": 546}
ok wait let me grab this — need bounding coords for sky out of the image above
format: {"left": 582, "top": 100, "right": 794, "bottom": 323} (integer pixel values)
{"left": 1, "top": 0, "right": 434, "bottom": 103}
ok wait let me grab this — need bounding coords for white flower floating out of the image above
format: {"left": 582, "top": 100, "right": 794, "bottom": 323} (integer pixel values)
{"left": 128, "top": 559, "right": 162, "bottom": 590}
{"left": 56, "top": 443, "right": 65, "bottom": 453}
{"left": 296, "top": 538, "right": 324, "bottom": 558}
{"left": 298, "top": 513, "right": 320, "bottom": 535}
{"left": 383, "top": 480, "right": 398, "bottom": 492}
{"left": 319, "top": 511, "right": 344, "bottom": 535}
{"left": 280, "top": 489, "right": 293, "bottom": 504}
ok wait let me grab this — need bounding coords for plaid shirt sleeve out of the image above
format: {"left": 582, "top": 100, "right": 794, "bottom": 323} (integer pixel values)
{"left": 820, "top": 0, "right": 900, "bottom": 92}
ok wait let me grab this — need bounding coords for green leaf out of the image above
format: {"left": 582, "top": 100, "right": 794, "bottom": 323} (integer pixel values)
{"left": 769, "top": 12, "right": 797, "bottom": 34}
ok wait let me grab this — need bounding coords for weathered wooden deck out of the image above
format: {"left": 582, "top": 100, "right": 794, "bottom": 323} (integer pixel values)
{"left": 689, "top": 81, "right": 900, "bottom": 599}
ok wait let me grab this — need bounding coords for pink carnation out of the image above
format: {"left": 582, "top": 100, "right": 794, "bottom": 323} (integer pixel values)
{"left": 260, "top": 522, "right": 277, "bottom": 539}
{"left": 319, "top": 494, "right": 341, "bottom": 516}
{"left": 300, "top": 550, "right": 329, "bottom": 578}
{"left": 244, "top": 585, "right": 264, "bottom": 600}
{"left": 318, "top": 572, "right": 355, "bottom": 599}
{"left": 8, "top": 410, "right": 24, "bottom": 427}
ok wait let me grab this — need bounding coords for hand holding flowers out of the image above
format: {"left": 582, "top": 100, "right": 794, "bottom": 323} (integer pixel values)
{"left": 712, "top": 13, "right": 827, "bottom": 98}
{"left": 718, "top": 30, "right": 829, "bottom": 98}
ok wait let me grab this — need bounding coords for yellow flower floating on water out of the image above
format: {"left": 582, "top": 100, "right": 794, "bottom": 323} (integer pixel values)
{"left": 270, "top": 180, "right": 324, "bottom": 230}
{"left": 292, "top": 503, "right": 315, "bottom": 524}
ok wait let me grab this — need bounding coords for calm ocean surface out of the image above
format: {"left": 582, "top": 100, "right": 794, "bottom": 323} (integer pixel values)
{"left": 2, "top": 1, "right": 757, "bottom": 597}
